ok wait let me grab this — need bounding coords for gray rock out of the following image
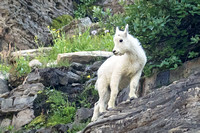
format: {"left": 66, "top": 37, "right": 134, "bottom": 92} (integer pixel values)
{"left": 82, "top": 72, "right": 200, "bottom": 133}
{"left": 11, "top": 47, "right": 52, "bottom": 59}
{"left": 56, "top": 69, "right": 68, "bottom": 86}
{"left": 27, "top": 123, "right": 73, "bottom": 133}
{"left": 0, "top": 1, "right": 73, "bottom": 52}
{"left": 1, "top": 98, "right": 13, "bottom": 110}
{"left": 142, "top": 56, "right": 200, "bottom": 96}
{"left": 26, "top": 72, "right": 41, "bottom": 84}
{"left": 85, "top": 77, "right": 97, "bottom": 87}
{"left": 37, "top": 68, "right": 69, "bottom": 87}
{"left": 0, "top": 118, "right": 11, "bottom": 127}
{"left": 10, "top": 83, "right": 44, "bottom": 97}
{"left": 0, "top": 78, "right": 9, "bottom": 94}
{"left": 79, "top": 17, "right": 92, "bottom": 27}
{"left": 86, "top": 61, "right": 104, "bottom": 72}
{"left": 0, "top": 83, "right": 44, "bottom": 113}
{"left": 12, "top": 109, "right": 35, "bottom": 129}
{"left": 67, "top": 71, "right": 81, "bottom": 83}
{"left": 0, "top": 72, "right": 9, "bottom": 80}
{"left": 70, "top": 62, "right": 86, "bottom": 71}
{"left": 29, "top": 59, "right": 42, "bottom": 68}
{"left": 116, "top": 86, "right": 129, "bottom": 105}
{"left": 57, "top": 51, "right": 113, "bottom": 64}
{"left": 75, "top": 108, "right": 93, "bottom": 123}
{"left": 13, "top": 96, "right": 36, "bottom": 109}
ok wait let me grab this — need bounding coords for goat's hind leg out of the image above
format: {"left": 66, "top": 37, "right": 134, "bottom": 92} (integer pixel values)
{"left": 129, "top": 70, "right": 142, "bottom": 99}
{"left": 92, "top": 79, "right": 110, "bottom": 121}
{"left": 98, "top": 80, "right": 110, "bottom": 113}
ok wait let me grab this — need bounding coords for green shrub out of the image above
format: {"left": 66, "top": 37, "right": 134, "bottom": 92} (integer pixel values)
{"left": 126, "top": 0, "right": 200, "bottom": 76}
{"left": 51, "top": 14, "right": 73, "bottom": 30}
{"left": 92, "top": 6, "right": 126, "bottom": 30}
{"left": 11, "top": 56, "right": 31, "bottom": 77}
{"left": 77, "top": 85, "right": 98, "bottom": 108}
{"left": 28, "top": 89, "right": 76, "bottom": 129}
{"left": 45, "top": 89, "right": 76, "bottom": 127}
{"left": 74, "top": 0, "right": 97, "bottom": 18}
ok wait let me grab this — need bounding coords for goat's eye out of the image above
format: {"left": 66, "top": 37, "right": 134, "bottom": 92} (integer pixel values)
{"left": 119, "top": 39, "right": 123, "bottom": 42}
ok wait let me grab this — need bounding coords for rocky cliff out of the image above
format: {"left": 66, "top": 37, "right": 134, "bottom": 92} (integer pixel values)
{"left": 0, "top": 0, "right": 73, "bottom": 51}
{"left": 82, "top": 72, "right": 200, "bottom": 133}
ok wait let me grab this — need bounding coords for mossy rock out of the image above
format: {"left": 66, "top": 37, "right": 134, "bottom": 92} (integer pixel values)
{"left": 51, "top": 14, "right": 73, "bottom": 30}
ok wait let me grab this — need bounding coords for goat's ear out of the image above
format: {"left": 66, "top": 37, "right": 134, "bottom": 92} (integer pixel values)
{"left": 116, "top": 27, "right": 119, "bottom": 33}
{"left": 124, "top": 24, "right": 129, "bottom": 36}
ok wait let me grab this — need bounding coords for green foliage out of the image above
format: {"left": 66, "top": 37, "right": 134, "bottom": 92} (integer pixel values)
{"left": 27, "top": 89, "right": 76, "bottom": 129}
{"left": 126, "top": 0, "right": 200, "bottom": 76}
{"left": 77, "top": 85, "right": 98, "bottom": 108}
{"left": 68, "top": 122, "right": 90, "bottom": 133}
{"left": 51, "top": 15, "right": 73, "bottom": 30}
{"left": 50, "top": 29, "right": 113, "bottom": 59}
{"left": 188, "top": 51, "right": 199, "bottom": 59}
{"left": 92, "top": 6, "right": 126, "bottom": 30}
{"left": 45, "top": 89, "right": 76, "bottom": 127}
{"left": 0, "top": 126, "right": 22, "bottom": 133}
{"left": 11, "top": 56, "right": 31, "bottom": 77}
{"left": 0, "top": 64, "right": 11, "bottom": 76}
{"left": 74, "top": 0, "right": 97, "bottom": 18}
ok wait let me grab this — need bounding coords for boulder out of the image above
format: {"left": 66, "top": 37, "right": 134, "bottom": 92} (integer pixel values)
{"left": 27, "top": 123, "right": 73, "bottom": 133}
{"left": 29, "top": 59, "right": 42, "bottom": 68}
{"left": 26, "top": 68, "right": 69, "bottom": 87}
{"left": 61, "top": 17, "right": 99, "bottom": 38}
{"left": 75, "top": 108, "right": 93, "bottom": 123}
{"left": 0, "top": 0, "right": 73, "bottom": 51}
{"left": 0, "top": 83, "right": 44, "bottom": 113}
{"left": 67, "top": 71, "right": 81, "bottom": 83}
{"left": 85, "top": 60, "right": 104, "bottom": 72}
{"left": 70, "top": 62, "right": 86, "bottom": 71}
{"left": 57, "top": 51, "right": 113, "bottom": 64}
{"left": 0, "top": 71, "right": 9, "bottom": 80}
{"left": 11, "top": 47, "right": 52, "bottom": 59}
{"left": 0, "top": 78, "right": 9, "bottom": 94}
{"left": 0, "top": 118, "right": 12, "bottom": 127}
{"left": 142, "top": 57, "right": 200, "bottom": 96}
{"left": 82, "top": 72, "right": 200, "bottom": 133}
{"left": 12, "top": 109, "right": 35, "bottom": 129}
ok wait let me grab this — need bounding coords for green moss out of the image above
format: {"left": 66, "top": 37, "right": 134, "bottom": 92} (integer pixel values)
{"left": 51, "top": 14, "right": 73, "bottom": 30}
{"left": 27, "top": 114, "right": 46, "bottom": 129}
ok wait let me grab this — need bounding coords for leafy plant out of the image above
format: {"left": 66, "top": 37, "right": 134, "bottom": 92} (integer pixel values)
{"left": 188, "top": 51, "right": 199, "bottom": 59}
{"left": 45, "top": 89, "right": 76, "bottom": 127}
{"left": 125, "top": 0, "right": 200, "bottom": 76}
{"left": 10, "top": 56, "right": 31, "bottom": 77}
{"left": 77, "top": 85, "right": 98, "bottom": 108}
{"left": 74, "top": 0, "right": 97, "bottom": 18}
{"left": 27, "top": 89, "right": 76, "bottom": 129}
{"left": 92, "top": 6, "right": 126, "bottom": 30}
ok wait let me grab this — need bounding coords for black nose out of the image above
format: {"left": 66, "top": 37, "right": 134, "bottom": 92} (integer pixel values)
{"left": 113, "top": 50, "right": 116, "bottom": 54}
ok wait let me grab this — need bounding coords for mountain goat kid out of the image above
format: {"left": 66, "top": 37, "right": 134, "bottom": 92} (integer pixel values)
{"left": 91, "top": 24, "right": 147, "bottom": 121}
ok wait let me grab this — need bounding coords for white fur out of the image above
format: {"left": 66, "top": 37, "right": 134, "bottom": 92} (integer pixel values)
{"left": 91, "top": 24, "right": 147, "bottom": 121}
